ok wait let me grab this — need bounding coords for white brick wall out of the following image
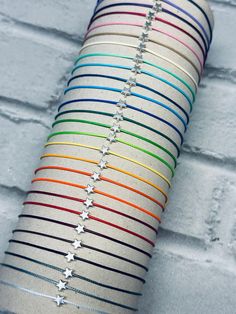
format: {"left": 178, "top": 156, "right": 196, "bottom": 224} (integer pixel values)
{"left": 0, "top": 1, "right": 235, "bottom": 313}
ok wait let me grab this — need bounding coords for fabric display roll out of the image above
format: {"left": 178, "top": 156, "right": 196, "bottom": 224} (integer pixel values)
{"left": 0, "top": 1, "right": 214, "bottom": 313}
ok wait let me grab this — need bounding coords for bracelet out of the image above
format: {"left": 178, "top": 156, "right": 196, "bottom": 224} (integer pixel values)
{"left": 79, "top": 41, "right": 199, "bottom": 89}
{"left": 30, "top": 178, "right": 162, "bottom": 222}
{"left": 44, "top": 142, "right": 172, "bottom": 187}
{"left": 74, "top": 53, "right": 195, "bottom": 101}
{"left": 88, "top": 9, "right": 208, "bottom": 56}
{"left": 84, "top": 31, "right": 203, "bottom": 77}
{"left": 163, "top": 0, "right": 212, "bottom": 43}
{"left": 41, "top": 153, "right": 168, "bottom": 203}
{"left": 12, "top": 229, "right": 148, "bottom": 271}
{"left": 28, "top": 186, "right": 161, "bottom": 234}
{"left": 19, "top": 214, "right": 152, "bottom": 257}
{"left": 57, "top": 103, "right": 183, "bottom": 150}
{"left": 28, "top": 187, "right": 160, "bottom": 232}
{"left": 187, "top": 0, "right": 213, "bottom": 38}
{"left": 93, "top": 0, "right": 213, "bottom": 45}
{"left": 64, "top": 85, "right": 187, "bottom": 131}
{"left": 85, "top": 22, "right": 204, "bottom": 67}
{"left": 47, "top": 129, "right": 175, "bottom": 177}
{"left": 34, "top": 165, "right": 164, "bottom": 207}
{"left": 1, "top": 261, "right": 138, "bottom": 311}
{"left": 67, "top": 73, "right": 190, "bottom": 122}
{"left": 25, "top": 199, "right": 158, "bottom": 246}
{"left": 0, "top": 278, "right": 110, "bottom": 313}
{"left": 72, "top": 60, "right": 193, "bottom": 107}
{"left": 5, "top": 251, "right": 142, "bottom": 295}
{"left": 52, "top": 117, "right": 177, "bottom": 167}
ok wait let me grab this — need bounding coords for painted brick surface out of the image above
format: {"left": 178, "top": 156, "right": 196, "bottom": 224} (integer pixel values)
{"left": 0, "top": 1, "right": 235, "bottom": 313}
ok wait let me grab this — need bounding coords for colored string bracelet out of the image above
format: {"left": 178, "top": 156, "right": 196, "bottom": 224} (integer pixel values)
{"left": 40, "top": 153, "right": 168, "bottom": 203}
{"left": 44, "top": 142, "right": 172, "bottom": 187}
{"left": 187, "top": 0, "right": 213, "bottom": 37}
{"left": 9, "top": 238, "right": 146, "bottom": 282}
{"left": 52, "top": 117, "right": 177, "bottom": 167}
{"left": 64, "top": 85, "right": 187, "bottom": 131}
{"left": 47, "top": 129, "right": 175, "bottom": 177}
{"left": 12, "top": 229, "right": 148, "bottom": 271}
{"left": 57, "top": 102, "right": 184, "bottom": 150}
{"left": 72, "top": 59, "right": 193, "bottom": 107}
{"left": 5, "top": 251, "right": 142, "bottom": 295}
{"left": 85, "top": 22, "right": 204, "bottom": 66}
{"left": 0, "top": 279, "right": 109, "bottom": 313}
{"left": 25, "top": 198, "right": 158, "bottom": 246}
{"left": 34, "top": 165, "right": 164, "bottom": 207}
{"left": 163, "top": 0, "right": 212, "bottom": 43}
{"left": 74, "top": 52, "right": 196, "bottom": 101}
{"left": 85, "top": 31, "right": 202, "bottom": 77}
{"left": 18, "top": 214, "right": 152, "bottom": 257}
{"left": 27, "top": 187, "right": 160, "bottom": 232}
{"left": 67, "top": 73, "right": 190, "bottom": 122}
{"left": 88, "top": 9, "right": 208, "bottom": 56}
{"left": 1, "top": 262, "right": 138, "bottom": 311}
{"left": 79, "top": 42, "right": 199, "bottom": 89}
{"left": 30, "top": 177, "right": 162, "bottom": 222}
{"left": 93, "top": 0, "right": 212, "bottom": 45}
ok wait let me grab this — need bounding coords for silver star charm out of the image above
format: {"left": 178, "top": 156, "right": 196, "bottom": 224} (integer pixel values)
{"left": 85, "top": 184, "right": 95, "bottom": 194}
{"left": 153, "top": 2, "right": 162, "bottom": 12}
{"left": 147, "top": 10, "right": 155, "bottom": 20}
{"left": 111, "top": 124, "right": 121, "bottom": 133}
{"left": 107, "top": 134, "right": 116, "bottom": 143}
{"left": 54, "top": 295, "right": 65, "bottom": 306}
{"left": 91, "top": 171, "right": 101, "bottom": 182}
{"left": 116, "top": 99, "right": 127, "bottom": 109}
{"left": 133, "top": 53, "right": 143, "bottom": 64}
{"left": 75, "top": 223, "right": 85, "bottom": 234}
{"left": 80, "top": 210, "right": 89, "bottom": 221}
{"left": 137, "top": 41, "right": 146, "bottom": 53}
{"left": 63, "top": 267, "right": 73, "bottom": 279}
{"left": 65, "top": 251, "right": 75, "bottom": 262}
{"left": 131, "top": 63, "right": 142, "bottom": 74}
{"left": 56, "top": 280, "right": 67, "bottom": 291}
{"left": 72, "top": 239, "right": 82, "bottom": 249}
{"left": 113, "top": 112, "right": 124, "bottom": 121}
{"left": 98, "top": 159, "right": 108, "bottom": 169}
{"left": 100, "top": 145, "right": 110, "bottom": 155}
{"left": 144, "top": 19, "right": 152, "bottom": 29}
{"left": 139, "top": 31, "right": 149, "bottom": 42}
{"left": 121, "top": 86, "right": 131, "bottom": 97}
{"left": 84, "top": 197, "right": 93, "bottom": 209}
{"left": 126, "top": 77, "right": 137, "bottom": 87}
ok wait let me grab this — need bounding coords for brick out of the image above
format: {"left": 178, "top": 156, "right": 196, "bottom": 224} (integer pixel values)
{"left": 0, "top": 0, "right": 97, "bottom": 40}
{"left": 0, "top": 186, "right": 25, "bottom": 262}
{"left": 183, "top": 78, "right": 236, "bottom": 160}
{"left": 139, "top": 250, "right": 236, "bottom": 314}
{"left": 0, "top": 113, "right": 49, "bottom": 191}
{"left": 161, "top": 155, "right": 236, "bottom": 241}
{"left": 207, "top": 4, "right": 236, "bottom": 69}
{"left": 0, "top": 19, "right": 79, "bottom": 109}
